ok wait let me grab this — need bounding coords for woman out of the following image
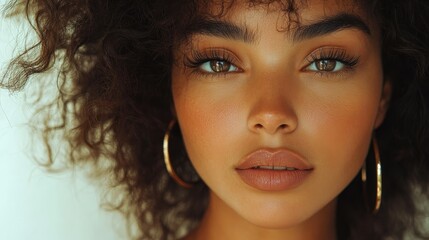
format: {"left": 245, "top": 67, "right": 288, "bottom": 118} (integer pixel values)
{"left": 3, "top": 0, "right": 429, "bottom": 239}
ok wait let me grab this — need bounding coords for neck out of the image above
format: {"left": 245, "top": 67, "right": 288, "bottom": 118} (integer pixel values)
{"left": 185, "top": 193, "right": 338, "bottom": 240}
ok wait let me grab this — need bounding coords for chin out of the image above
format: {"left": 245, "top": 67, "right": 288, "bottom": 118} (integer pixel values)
{"left": 245, "top": 211, "right": 312, "bottom": 229}
{"left": 228, "top": 195, "right": 336, "bottom": 231}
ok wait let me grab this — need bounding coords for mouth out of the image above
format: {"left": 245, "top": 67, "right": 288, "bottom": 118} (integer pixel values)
{"left": 235, "top": 149, "right": 313, "bottom": 191}
{"left": 250, "top": 166, "right": 299, "bottom": 171}
{"left": 235, "top": 148, "right": 313, "bottom": 171}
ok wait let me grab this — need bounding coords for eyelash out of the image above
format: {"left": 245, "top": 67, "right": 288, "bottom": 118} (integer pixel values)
{"left": 183, "top": 48, "right": 359, "bottom": 77}
{"left": 305, "top": 48, "right": 359, "bottom": 75}
{"left": 184, "top": 49, "right": 239, "bottom": 75}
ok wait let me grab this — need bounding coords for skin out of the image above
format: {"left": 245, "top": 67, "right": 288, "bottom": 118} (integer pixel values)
{"left": 172, "top": 0, "right": 391, "bottom": 239}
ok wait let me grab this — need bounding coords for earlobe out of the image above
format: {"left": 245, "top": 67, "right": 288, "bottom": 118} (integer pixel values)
{"left": 170, "top": 96, "right": 177, "bottom": 119}
{"left": 170, "top": 102, "right": 178, "bottom": 119}
{"left": 374, "top": 80, "right": 392, "bottom": 129}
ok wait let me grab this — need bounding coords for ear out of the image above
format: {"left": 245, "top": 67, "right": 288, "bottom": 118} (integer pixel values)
{"left": 374, "top": 80, "right": 392, "bottom": 129}
{"left": 170, "top": 101, "right": 177, "bottom": 118}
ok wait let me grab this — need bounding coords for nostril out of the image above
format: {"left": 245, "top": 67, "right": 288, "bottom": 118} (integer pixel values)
{"left": 254, "top": 123, "right": 289, "bottom": 132}
{"left": 248, "top": 110, "right": 298, "bottom": 133}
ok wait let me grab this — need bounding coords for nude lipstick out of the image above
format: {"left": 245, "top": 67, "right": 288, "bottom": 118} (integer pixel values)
{"left": 235, "top": 149, "right": 313, "bottom": 191}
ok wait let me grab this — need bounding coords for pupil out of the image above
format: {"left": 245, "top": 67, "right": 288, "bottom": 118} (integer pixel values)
{"left": 317, "top": 60, "right": 336, "bottom": 71}
{"left": 211, "top": 60, "right": 230, "bottom": 72}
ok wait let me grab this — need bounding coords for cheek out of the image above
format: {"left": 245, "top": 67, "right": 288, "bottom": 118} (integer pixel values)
{"left": 305, "top": 92, "right": 377, "bottom": 150}
{"left": 172, "top": 75, "right": 243, "bottom": 175}
{"left": 302, "top": 80, "right": 382, "bottom": 191}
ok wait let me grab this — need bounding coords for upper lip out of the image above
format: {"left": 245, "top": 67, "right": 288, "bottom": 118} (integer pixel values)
{"left": 235, "top": 149, "right": 313, "bottom": 170}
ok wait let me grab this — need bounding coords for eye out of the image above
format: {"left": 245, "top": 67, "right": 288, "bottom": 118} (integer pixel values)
{"left": 306, "top": 59, "right": 345, "bottom": 72}
{"left": 183, "top": 48, "right": 242, "bottom": 76}
{"left": 200, "top": 60, "right": 239, "bottom": 73}
{"left": 303, "top": 48, "right": 359, "bottom": 74}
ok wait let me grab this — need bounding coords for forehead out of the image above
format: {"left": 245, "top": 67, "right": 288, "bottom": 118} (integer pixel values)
{"left": 203, "top": 0, "right": 370, "bottom": 27}
{"left": 176, "top": 0, "right": 377, "bottom": 47}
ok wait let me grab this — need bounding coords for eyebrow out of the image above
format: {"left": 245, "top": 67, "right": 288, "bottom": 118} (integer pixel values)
{"left": 293, "top": 13, "right": 371, "bottom": 41}
{"left": 185, "top": 19, "right": 256, "bottom": 43}
{"left": 184, "top": 13, "right": 371, "bottom": 43}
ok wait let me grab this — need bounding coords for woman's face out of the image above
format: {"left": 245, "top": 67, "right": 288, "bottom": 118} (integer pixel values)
{"left": 172, "top": 0, "right": 390, "bottom": 230}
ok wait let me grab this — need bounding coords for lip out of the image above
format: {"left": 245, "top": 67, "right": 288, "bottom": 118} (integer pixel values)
{"left": 235, "top": 149, "right": 313, "bottom": 191}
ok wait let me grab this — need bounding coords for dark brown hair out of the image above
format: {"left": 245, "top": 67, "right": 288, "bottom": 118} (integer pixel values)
{"left": 2, "top": 0, "right": 429, "bottom": 239}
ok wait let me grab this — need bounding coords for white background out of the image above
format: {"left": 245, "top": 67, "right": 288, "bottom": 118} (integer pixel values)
{"left": 0, "top": 1, "right": 127, "bottom": 239}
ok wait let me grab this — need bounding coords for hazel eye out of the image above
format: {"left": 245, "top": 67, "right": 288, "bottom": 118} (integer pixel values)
{"left": 200, "top": 60, "right": 239, "bottom": 73}
{"left": 306, "top": 59, "right": 345, "bottom": 72}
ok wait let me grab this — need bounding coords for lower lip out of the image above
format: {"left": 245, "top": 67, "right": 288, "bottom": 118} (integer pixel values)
{"left": 236, "top": 169, "right": 312, "bottom": 191}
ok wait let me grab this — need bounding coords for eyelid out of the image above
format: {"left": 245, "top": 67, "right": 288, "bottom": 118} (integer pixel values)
{"left": 181, "top": 48, "right": 244, "bottom": 78}
{"left": 302, "top": 47, "right": 359, "bottom": 73}
{"left": 305, "top": 48, "right": 357, "bottom": 63}
{"left": 184, "top": 48, "right": 241, "bottom": 68}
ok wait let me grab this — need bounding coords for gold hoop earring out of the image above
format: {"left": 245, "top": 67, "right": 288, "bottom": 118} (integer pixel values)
{"left": 163, "top": 120, "right": 193, "bottom": 189}
{"left": 361, "top": 137, "right": 382, "bottom": 214}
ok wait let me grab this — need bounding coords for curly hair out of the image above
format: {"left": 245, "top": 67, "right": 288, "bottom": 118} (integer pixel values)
{"left": 2, "top": 0, "right": 429, "bottom": 239}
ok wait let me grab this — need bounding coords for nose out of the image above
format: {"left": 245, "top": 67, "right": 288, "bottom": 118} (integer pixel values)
{"left": 247, "top": 93, "right": 298, "bottom": 135}
{"left": 247, "top": 72, "right": 299, "bottom": 135}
